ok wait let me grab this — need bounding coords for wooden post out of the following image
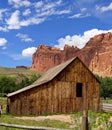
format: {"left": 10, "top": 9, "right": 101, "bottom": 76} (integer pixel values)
{"left": 0, "top": 103, "right": 3, "bottom": 117}
{"left": 82, "top": 110, "right": 88, "bottom": 130}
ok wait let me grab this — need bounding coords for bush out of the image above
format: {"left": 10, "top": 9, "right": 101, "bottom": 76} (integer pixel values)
{"left": 0, "top": 74, "right": 41, "bottom": 94}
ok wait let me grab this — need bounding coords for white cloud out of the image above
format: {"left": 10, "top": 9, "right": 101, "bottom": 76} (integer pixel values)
{"left": 6, "top": 10, "right": 45, "bottom": 30}
{"left": 34, "top": 1, "right": 44, "bottom": 8}
{"left": 0, "top": 38, "right": 7, "bottom": 46}
{"left": 20, "top": 17, "right": 45, "bottom": 26}
{"left": 55, "top": 29, "right": 112, "bottom": 49}
{"left": 0, "top": 9, "right": 7, "bottom": 20}
{"left": 16, "top": 33, "right": 33, "bottom": 42}
{"left": 54, "top": 10, "right": 71, "bottom": 15}
{"left": 0, "top": 0, "right": 71, "bottom": 31}
{"left": 0, "top": 26, "right": 8, "bottom": 32}
{"left": 22, "top": 47, "right": 37, "bottom": 57}
{"left": 35, "top": 0, "right": 70, "bottom": 17}
{"left": 8, "top": 0, "right": 31, "bottom": 8}
{"left": 23, "top": 9, "right": 31, "bottom": 16}
{"left": 69, "top": 13, "right": 90, "bottom": 19}
{"left": 69, "top": 13, "right": 82, "bottom": 18}
{"left": 6, "top": 10, "right": 20, "bottom": 29}
{"left": 100, "top": 2, "right": 112, "bottom": 12}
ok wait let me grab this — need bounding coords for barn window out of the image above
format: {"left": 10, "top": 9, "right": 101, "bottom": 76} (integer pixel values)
{"left": 76, "top": 83, "right": 82, "bottom": 97}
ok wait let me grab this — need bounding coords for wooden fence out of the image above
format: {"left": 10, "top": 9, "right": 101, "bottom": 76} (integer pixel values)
{"left": 100, "top": 103, "right": 112, "bottom": 113}
{"left": 0, "top": 123, "right": 65, "bottom": 130}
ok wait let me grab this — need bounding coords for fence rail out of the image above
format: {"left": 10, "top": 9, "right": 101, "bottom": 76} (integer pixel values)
{"left": 100, "top": 103, "right": 112, "bottom": 113}
{"left": 0, "top": 123, "right": 64, "bottom": 130}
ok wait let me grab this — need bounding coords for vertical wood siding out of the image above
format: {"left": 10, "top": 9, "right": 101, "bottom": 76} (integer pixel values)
{"left": 8, "top": 58, "right": 100, "bottom": 115}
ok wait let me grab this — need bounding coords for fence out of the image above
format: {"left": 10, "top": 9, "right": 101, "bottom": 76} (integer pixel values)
{"left": 100, "top": 103, "right": 112, "bottom": 113}
{"left": 0, "top": 123, "right": 65, "bottom": 130}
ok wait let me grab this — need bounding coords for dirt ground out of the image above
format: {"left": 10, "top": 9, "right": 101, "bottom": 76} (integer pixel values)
{"left": 16, "top": 114, "right": 72, "bottom": 123}
{"left": 16, "top": 115, "right": 112, "bottom": 124}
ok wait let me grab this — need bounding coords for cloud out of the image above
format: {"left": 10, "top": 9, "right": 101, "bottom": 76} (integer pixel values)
{"left": 0, "top": 9, "right": 7, "bottom": 20}
{"left": 22, "top": 47, "right": 37, "bottom": 57}
{"left": 54, "top": 10, "right": 71, "bottom": 15}
{"left": 0, "top": 38, "right": 7, "bottom": 46}
{"left": 23, "top": 9, "right": 31, "bottom": 16}
{"left": 8, "top": 0, "right": 31, "bottom": 8}
{"left": 100, "top": 2, "right": 112, "bottom": 12}
{"left": 0, "top": 26, "right": 8, "bottom": 32}
{"left": 16, "top": 33, "right": 33, "bottom": 42}
{"left": 0, "top": 0, "right": 71, "bottom": 31}
{"left": 6, "top": 10, "right": 21, "bottom": 29}
{"left": 55, "top": 29, "right": 112, "bottom": 49}
{"left": 20, "top": 17, "right": 45, "bottom": 27}
{"left": 69, "top": 13, "right": 90, "bottom": 18}
{"left": 2, "top": 0, "right": 111, "bottom": 32}
{"left": 34, "top": 1, "right": 43, "bottom": 8}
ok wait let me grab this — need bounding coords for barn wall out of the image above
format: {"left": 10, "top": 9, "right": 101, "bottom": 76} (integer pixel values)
{"left": 57, "top": 58, "right": 100, "bottom": 111}
{"left": 8, "top": 58, "right": 100, "bottom": 115}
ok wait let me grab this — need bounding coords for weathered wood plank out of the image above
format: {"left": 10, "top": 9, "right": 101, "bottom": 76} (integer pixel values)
{"left": 0, "top": 123, "right": 64, "bottom": 130}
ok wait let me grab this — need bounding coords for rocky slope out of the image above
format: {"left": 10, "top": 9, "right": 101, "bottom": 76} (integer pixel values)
{"left": 31, "top": 32, "right": 112, "bottom": 77}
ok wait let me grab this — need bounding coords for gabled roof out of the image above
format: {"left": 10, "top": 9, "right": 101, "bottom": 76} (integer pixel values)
{"left": 7, "top": 57, "right": 76, "bottom": 97}
{"left": 7, "top": 57, "right": 100, "bottom": 97}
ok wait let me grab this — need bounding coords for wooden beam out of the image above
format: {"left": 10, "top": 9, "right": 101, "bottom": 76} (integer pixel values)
{"left": 0, "top": 123, "right": 65, "bottom": 130}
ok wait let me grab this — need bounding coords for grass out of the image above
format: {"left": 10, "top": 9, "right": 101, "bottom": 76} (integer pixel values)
{"left": 0, "top": 97, "right": 71, "bottom": 129}
{"left": 101, "top": 98, "right": 112, "bottom": 104}
{"left": 0, "top": 67, "right": 42, "bottom": 82}
{"left": 0, "top": 97, "right": 112, "bottom": 130}
{"left": 0, "top": 115, "right": 71, "bottom": 129}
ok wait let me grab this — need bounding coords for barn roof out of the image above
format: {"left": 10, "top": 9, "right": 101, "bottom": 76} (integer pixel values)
{"left": 7, "top": 57, "right": 76, "bottom": 97}
{"left": 7, "top": 57, "right": 100, "bottom": 97}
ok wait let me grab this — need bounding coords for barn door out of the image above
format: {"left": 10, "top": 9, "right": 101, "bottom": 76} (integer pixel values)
{"left": 75, "top": 83, "right": 83, "bottom": 111}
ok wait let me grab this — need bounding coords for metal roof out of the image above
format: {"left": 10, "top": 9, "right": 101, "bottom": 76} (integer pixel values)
{"left": 7, "top": 57, "right": 76, "bottom": 97}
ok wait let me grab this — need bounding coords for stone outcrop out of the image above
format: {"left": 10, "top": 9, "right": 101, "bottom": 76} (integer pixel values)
{"left": 31, "top": 44, "right": 79, "bottom": 72}
{"left": 31, "top": 32, "right": 112, "bottom": 77}
{"left": 87, "top": 32, "right": 112, "bottom": 77}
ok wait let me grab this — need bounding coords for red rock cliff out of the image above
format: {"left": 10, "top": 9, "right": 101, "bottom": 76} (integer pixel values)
{"left": 31, "top": 44, "right": 79, "bottom": 72}
{"left": 31, "top": 32, "right": 112, "bottom": 77}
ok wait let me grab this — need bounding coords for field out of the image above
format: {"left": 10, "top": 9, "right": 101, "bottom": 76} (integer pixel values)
{"left": 0, "top": 97, "right": 112, "bottom": 130}
{"left": 0, "top": 67, "right": 42, "bottom": 82}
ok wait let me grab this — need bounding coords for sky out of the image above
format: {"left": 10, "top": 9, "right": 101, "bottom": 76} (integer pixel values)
{"left": 0, "top": 0, "right": 112, "bottom": 68}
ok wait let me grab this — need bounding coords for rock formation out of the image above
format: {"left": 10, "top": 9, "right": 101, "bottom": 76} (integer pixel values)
{"left": 31, "top": 32, "right": 112, "bottom": 77}
{"left": 31, "top": 44, "right": 79, "bottom": 72}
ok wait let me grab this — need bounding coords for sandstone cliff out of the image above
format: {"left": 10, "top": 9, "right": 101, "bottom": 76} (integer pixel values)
{"left": 31, "top": 32, "right": 112, "bottom": 77}
{"left": 31, "top": 44, "right": 79, "bottom": 72}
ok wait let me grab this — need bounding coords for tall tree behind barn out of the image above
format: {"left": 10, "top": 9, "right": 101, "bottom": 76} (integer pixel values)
{"left": 7, "top": 57, "right": 100, "bottom": 115}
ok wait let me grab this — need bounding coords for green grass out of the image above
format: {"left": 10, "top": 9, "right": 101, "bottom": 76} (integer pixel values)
{"left": 101, "top": 98, "right": 112, "bottom": 104}
{"left": 0, "top": 97, "right": 7, "bottom": 114}
{"left": 0, "top": 115, "right": 71, "bottom": 129}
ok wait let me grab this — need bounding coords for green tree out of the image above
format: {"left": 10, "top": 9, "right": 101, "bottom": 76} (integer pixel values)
{"left": 0, "top": 73, "right": 42, "bottom": 94}
{"left": 0, "top": 76, "right": 16, "bottom": 93}
{"left": 96, "top": 75, "right": 112, "bottom": 99}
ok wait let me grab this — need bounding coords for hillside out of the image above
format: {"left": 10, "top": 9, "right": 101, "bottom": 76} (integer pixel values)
{"left": 30, "top": 32, "right": 112, "bottom": 77}
{"left": 0, "top": 67, "right": 42, "bottom": 83}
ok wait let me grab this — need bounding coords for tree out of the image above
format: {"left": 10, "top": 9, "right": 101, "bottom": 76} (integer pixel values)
{"left": 0, "top": 73, "right": 42, "bottom": 94}
{"left": 96, "top": 75, "right": 112, "bottom": 99}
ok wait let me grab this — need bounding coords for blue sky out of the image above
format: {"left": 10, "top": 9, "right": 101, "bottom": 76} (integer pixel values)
{"left": 0, "top": 0, "right": 112, "bottom": 68}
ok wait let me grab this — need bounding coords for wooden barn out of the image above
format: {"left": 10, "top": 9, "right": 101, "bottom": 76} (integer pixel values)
{"left": 7, "top": 57, "right": 100, "bottom": 115}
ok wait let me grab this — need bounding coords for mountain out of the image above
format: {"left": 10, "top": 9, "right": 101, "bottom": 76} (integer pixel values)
{"left": 30, "top": 32, "right": 112, "bottom": 77}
